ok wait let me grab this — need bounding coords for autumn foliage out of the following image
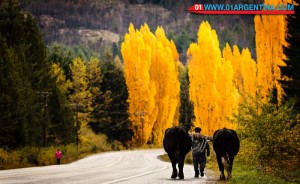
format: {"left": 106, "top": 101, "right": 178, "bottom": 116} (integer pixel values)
{"left": 255, "top": 0, "right": 293, "bottom": 102}
{"left": 121, "top": 21, "right": 259, "bottom": 141}
{"left": 121, "top": 23, "right": 180, "bottom": 145}
{"left": 121, "top": 0, "right": 292, "bottom": 141}
{"left": 187, "top": 22, "right": 257, "bottom": 136}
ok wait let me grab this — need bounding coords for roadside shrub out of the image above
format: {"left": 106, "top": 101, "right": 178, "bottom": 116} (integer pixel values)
{"left": 0, "top": 149, "right": 21, "bottom": 169}
{"left": 234, "top": 94, "right": 300, "bottom": 181}
{"left": 38, "top": 147, "right": 57, "bottom": 165}
{"left": 20, "top": 147, "right": 40, "bottom": 165}
{"left": 80, "top": 127, "right": 111, "bottom": 153}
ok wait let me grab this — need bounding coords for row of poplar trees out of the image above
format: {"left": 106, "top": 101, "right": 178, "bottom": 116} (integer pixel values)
{"left": 122, "top": 0, "right": 300, "bottom": 145}
{"left": 121, "top": 21, "right": 257, "bottom": 143}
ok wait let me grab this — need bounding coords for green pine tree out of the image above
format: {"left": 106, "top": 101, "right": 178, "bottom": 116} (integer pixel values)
{"left": 179, "top": 66, "right": 194, "bottom": 130}
{"left": 279, "top": 0, "right": 300, "bottom": 111}
{"left": 89, "top": 51, "right": 133, "bottom": 147}
{"left": 48, "top": 42, "right": 76, "bottom": 80}
{"left": 0, "top": 0, "right": 52, "bottom": 147}
{"left": 69, "top": 57, "right": 92, "bottom": 149}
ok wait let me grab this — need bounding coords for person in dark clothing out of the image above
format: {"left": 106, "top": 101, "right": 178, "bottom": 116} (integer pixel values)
{"left": 191, "top": 127, "right": 210, "bottom": 178}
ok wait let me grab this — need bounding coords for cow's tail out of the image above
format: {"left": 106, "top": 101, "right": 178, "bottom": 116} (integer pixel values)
{"left": 221, "top": 156, "right": 229, "bottom": 171}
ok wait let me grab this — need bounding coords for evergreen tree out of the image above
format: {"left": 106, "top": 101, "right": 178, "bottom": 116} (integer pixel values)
{"left": 89, "top": 51, "right": 133, "bottom": 147}
{"left": 279, "top": 0, "right": 300, "bottom": 110}
{"left": 48, "top": 42, "right": 76, "bottom": 80}
{"left": 69, "top": 57, "right": 92, "bottom": 148}
{"left": 175, "top": 29, "right": 193, "bottom": 64}
{"left": 0, "top": 35, "right": 25, "bottom": 148}
{"left": 179, "top": 66, "right": 194, "bottom": 130}
{"left": 49, "top": 63, "right": 75, "bottom": 144}
{"left": 0, "top": 0, "right": 51, "bottom": 147}
{"left": 87, "top": 57, "right": 111, "bottom": 142}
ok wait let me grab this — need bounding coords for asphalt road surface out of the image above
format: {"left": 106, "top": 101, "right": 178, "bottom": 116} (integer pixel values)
{"left": 0, "top": 149, "right": 218, "bottom": 184}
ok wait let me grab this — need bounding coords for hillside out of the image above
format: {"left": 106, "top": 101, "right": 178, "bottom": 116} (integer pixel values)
{"left": 20, "top": 0, "right": 260, "bottom": 63}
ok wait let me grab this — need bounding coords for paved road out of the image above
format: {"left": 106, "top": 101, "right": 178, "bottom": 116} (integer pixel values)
{"left": 0, "top": 149, "right": 218, "bottom": 184}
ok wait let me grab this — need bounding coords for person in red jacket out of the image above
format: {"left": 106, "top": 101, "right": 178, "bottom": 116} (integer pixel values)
{"left": 55, "top": 149, "right": 62, "bottom": 165}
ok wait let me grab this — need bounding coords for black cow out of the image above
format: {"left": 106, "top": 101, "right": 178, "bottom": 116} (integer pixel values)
{"left": 163, "top": 126, "right": 192, "bottom": 179}
{"left": 213, "top": 128, "right": 240, "bottom": 180}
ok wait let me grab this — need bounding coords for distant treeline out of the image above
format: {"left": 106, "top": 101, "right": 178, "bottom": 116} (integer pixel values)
{"left": 19, "top": 0, "right": 260, "bottom": 63}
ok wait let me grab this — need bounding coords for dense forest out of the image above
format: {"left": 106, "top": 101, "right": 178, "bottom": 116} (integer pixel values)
{"left": 0, "top": 0, "right": 133, "bottom": 150}
{"left": 0, "top": 0, "right": 299, "bottom": 182}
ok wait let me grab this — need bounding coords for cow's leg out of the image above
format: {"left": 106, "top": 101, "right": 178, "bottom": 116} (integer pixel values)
{"left": 216, "top": 155, "right": 225, "bottom": 180}
{"left": 227, "top": 155, "right": 234, "bottom": 180}
{"left": 178, "top": 156, "right": 185, "bottom": 179}
{"left": 168, "top": 154, "right": 177, "bottom": 179}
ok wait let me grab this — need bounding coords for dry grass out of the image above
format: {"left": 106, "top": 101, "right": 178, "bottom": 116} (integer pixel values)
{"left": 0, "top": 127, "right": 114, "bottom": 170}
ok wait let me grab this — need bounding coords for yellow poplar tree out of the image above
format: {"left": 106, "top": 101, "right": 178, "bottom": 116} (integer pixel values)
{"left": 150, "top": 27, "right": 180, "bottom": 145}
{"left": 240, "top": 48, "right": 257, "bottom": 98}
{"left": 222, "top": 44, "right": 257, "bottom": 98}
{"left": 232, "top": 45, "right": 243, "bottom": 93}
{"left": 122, "top": 23, "right": 180, "bottom": 145}
{"left": 187, "top": 21, "right": 239, "bottom": 136}
{"left": 121, "top": 24, "right": 156, "bottom": 145}
{"left": 255, "top": 0, "right": 292, "bottom": 101}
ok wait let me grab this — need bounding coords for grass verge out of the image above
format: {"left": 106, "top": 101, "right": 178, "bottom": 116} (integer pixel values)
{"left": 0, "top": 127, "right": 125, "bottom": 170}
{"left": 159, "top": 142, "right": 299, "bottom": 184}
